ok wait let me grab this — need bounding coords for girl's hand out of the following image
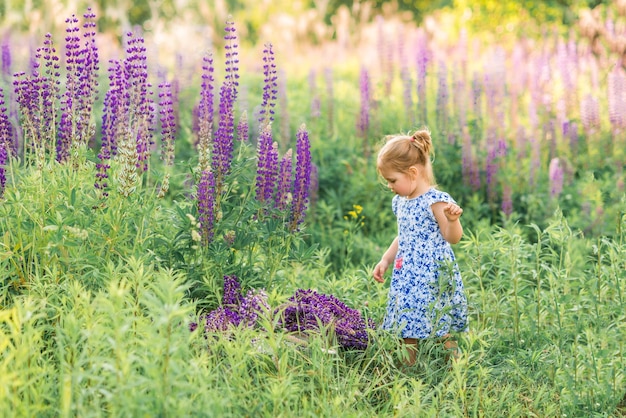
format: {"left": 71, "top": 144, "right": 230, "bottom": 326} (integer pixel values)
{"left": 443, "top": 203, "right": 463, "bottom": 222}
{"left": 373, "top": 260, "right": 389, "bottom": 283}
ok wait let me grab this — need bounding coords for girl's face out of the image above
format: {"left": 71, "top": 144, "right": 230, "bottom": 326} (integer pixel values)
{"left": 380, "top": 167, "right": 418, "bottom": 198}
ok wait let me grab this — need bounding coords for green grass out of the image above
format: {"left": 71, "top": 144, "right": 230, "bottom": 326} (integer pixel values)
{"left": 0, "top": 146, "right": 624, "bottom": 417}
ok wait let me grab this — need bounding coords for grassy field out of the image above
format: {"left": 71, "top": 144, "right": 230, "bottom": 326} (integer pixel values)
{"left": 0, "top": 2, "right": 625, "bottom": 417}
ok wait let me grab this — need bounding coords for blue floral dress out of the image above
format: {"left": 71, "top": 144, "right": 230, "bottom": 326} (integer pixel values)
{"left": 381, "top": 188, "right": 468, "bottom": 339}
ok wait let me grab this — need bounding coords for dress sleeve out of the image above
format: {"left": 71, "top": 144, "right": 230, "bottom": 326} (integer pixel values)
{"left": 392, "top": 194, "right": 399, "bottom": 216}
{"left": 426, "top": 189, "right": 456, "bottom": 206}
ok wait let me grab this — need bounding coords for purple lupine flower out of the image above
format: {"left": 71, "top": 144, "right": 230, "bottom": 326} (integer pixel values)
{"left": 0, "top": 88, "right": 13, "bottom": 155}
{"left": 580, "top": 93, "right": 600, "bottom": 135}
{"left": 57, "top": 14, "right": 82, "bottom": 162}
{"left": 236, "top": 110, "right": 248, "bottom": 142}
{"left": 158, "top": 81, "right": 176, "bottom": 166}
{"left": 0, "top": 144, "right": 6, "bottom": 196}
{"left": 549, "top": 157, "right": 564, "bottom": 199}
{"left": 123, "top": 32, "right": 154, "bottom": 172}
{"left": 376, "top": 15, "right": 393, "bottom": 96}
{"left": 356, "top": 66, "right": 370, "bottom": 139}
{"left": 258, "top": 43, "right": 277, "bottom": 130}
{"left": 201, "top": 307, "right": 241, "bottom": 332}
{"left": 223, "top": 17, "right": 239, "bottom": 102}
{"left": 189, "top": 275, "right": 268, "bottom": 334}
{"left": 399, "top": 46, "right": 413, "bottom": 125}
{"left": 76, "top": 8, "right": 99, "bottom": 144}
{"left": 13, "top": 33, "right": 60, "bottom": 163}
{"left": 101, "top": 59, "right": 126, "bottom": 157}
{"left": 0, "top": 88, "right": 8, "bottom": 196}
{"left": 196, "top": 51, "right": 214, "bottom": 168}
{"left": 608, "top": 65, "right": 626, "bottom": 132}
{"left": 223, "top": 275, "right": 242, "bottom": 307}
{"left": 212, "top": 81, "right": 236, "bottom": 193}
{"left": 95, "top": 59, "right": 126, "bottom": 197}
{"left": 1, "top": 40, "right": 11, "bottom": 80}
{"left": 275, "top": 149, "right": 292, "bottom": 211}
{"left": 239, "top": 288, "right": 269, "bottom": 327}
{"left": 276, "top": 289, "right": 375, "bottom": 350}
{"left": 197, "top": 169, "right": 216, "bottom": 245}
{"left": 255, "top": 124, "right": 278, "bottom": 204}
{"left": 415, "top": 29, "right": 430, "bottom": 124}
{"left": 289, "top": 124, "right": 312, "bottom": 231}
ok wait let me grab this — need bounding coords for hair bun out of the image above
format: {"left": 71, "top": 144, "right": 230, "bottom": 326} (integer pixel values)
{"left": 410, "top": 129, "right": 432, "bottom": 155}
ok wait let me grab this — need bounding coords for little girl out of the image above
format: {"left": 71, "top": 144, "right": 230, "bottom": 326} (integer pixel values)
{"left": 372, "top": 128, "right": 468, "bottom": 366}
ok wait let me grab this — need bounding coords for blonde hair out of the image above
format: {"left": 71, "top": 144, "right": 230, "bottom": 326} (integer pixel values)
{"left": 376, "top": 128, "right": 436, "bottom": 185}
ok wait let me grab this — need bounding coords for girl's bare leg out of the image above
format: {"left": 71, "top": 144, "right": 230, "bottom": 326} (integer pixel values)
{"left": 441, "top": 334, "right": 460, "bottom": 362}
{"left": 402, "top": 338, "right": 419, "bottom": 366}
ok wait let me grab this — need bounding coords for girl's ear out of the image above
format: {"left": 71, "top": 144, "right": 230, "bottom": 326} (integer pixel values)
{"left": 408, "top": 165, "right": 420, "bottom": 179}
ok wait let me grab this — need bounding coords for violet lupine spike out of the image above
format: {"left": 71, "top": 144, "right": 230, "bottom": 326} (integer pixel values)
{"left": 416, "top": 30, "right": 429, "bottom": 124}
{"left": 580, "top": 93, "right": 600, "bottom": 136}
{"left": 40, "top": 33, "right": 61, "bottom": 153}
{"left": 201, "top": 307, "right": 241, "bottom": 333}
{"left": 1, "top": 40, "right": 11, "bottom": 81}
{"left": 76, "top": 8, "right": 100, "bottom": 145}
{"left": 608, "top": 65, "right": 626, "bottom": 133}
{"left": 197, "top": 169, "right": 216, "bottom": 246}
{"left": 255, "top": 124, "right": 278, "bottom": 204}
{"left": 0, "top": 144, "right": 6, "bottom": 197}
{"left": 223, "top": 275, "right": 242, "bottom": 307}
{"left": 0, "top": 88, "right": 8, "bottom": 196}
{"left": 158, "top": 81, "right": 176, "bottom": 167}
{"left": 356, "top": 66, "right": 370, "bottom": 139}
{"left": 276, "top": 289, "right": 375, "bottom": 350}
{"left": 237, "top": 110, "right": 248, "bottom": 142}
{"left": 0, "top": 88, "right": 13, "bottom": 156}
{"left": 123, "top": 33, "right": 154, "bottom": 172}
{"left": 289, "top": 124, "right": 312, "bottom": 232}
{"left": 549, "top": 158, "right": 564, "bottom": 199}
{"left": 13, "top": 33, "right": 60, "bottom": 165}
{"left": 57, "top": 14, "right": 82, "bottom": 162}
{"left": 258, "top": 43, "right": 277, "bottom": 130}
{"left": 275, "top": 149, "right": 292, "bottom": 211}
{"left": 223, "top": 17, "right": 239, "bottom": 103}
{"left": 239, "top": 288, "right": 270, "bottom": 328}
{"left": 96, "top": 59, "right": 126, "bottom": 198}
{"left": 211, "top": 81, "right": 236, "bottom": 194}
{"left": 196, "top": 51, "right": 215, "bottom": 170}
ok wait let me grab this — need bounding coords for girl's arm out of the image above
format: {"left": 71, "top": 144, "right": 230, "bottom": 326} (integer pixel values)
{"left": 432, "top": 202, "right": 463, "bottom": 244}
{"left": 373, "top": 236, "right": 399, "bottom": 283}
